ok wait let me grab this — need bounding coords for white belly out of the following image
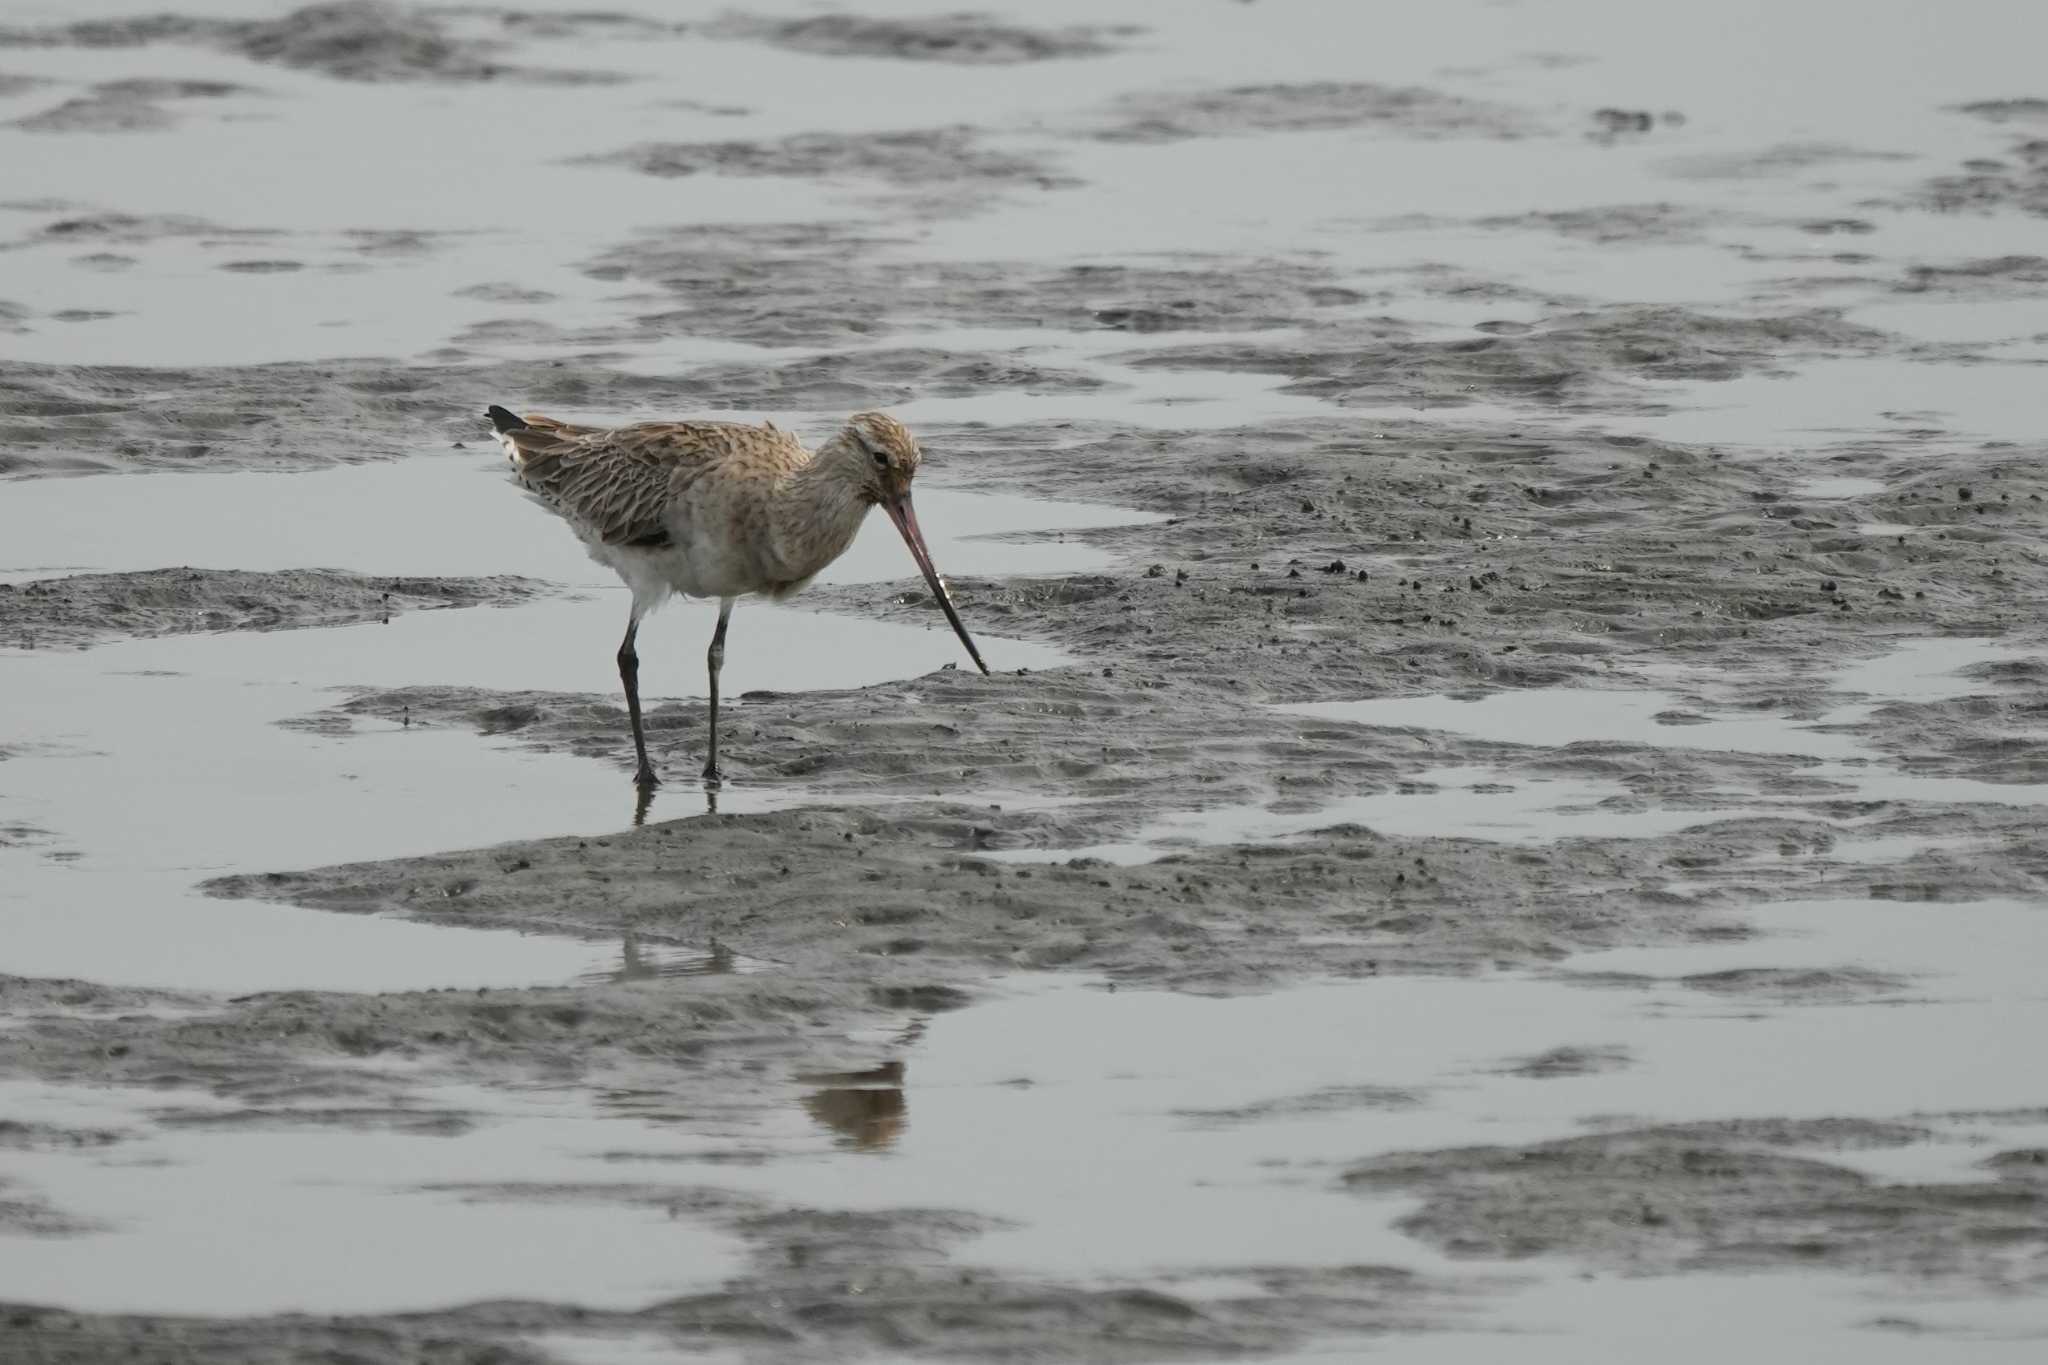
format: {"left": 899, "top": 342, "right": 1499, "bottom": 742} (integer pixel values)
{"left": 584, "top": 531, "right": 769, "bottom": 607}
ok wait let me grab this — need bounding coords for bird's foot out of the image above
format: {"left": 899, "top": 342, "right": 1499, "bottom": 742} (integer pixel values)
{"left": 701, "top": 762, "right": 725, "bottom": 787}
{"left": 634, "top": 764, "right": 660, "bottom": 790}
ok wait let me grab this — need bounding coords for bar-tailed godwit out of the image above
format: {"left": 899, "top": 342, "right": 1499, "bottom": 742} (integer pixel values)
{"left": 489, "top": 405, "right": 988, "bottom": 791}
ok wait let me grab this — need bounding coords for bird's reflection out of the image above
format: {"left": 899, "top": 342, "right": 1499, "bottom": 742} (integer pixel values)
{"left": 800, "top": 1060, "right": 907, "bottom": 1151}
{"left": 585, "top": 931, "right": 736, "bottom": 986}
{"left": 631, "top": 776, "right": 720, "bottom": 828}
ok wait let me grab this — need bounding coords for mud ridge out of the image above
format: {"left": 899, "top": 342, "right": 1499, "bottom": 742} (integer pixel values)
{"left": 711, "top": 11, "right": 1138, "bottom": 64}
{"left": 11, "top": 78, "right": 252, "bottom": 135}
{"left": 200, "top": 795, "right": 1988, "bottom": 994}
{"left": 1086, "top": 81, "right": 1530, "bottom": 143}
{"left": 1119, "top": 305, "right": 1895, "bottom": 413}
{"left": 1345, "top": 1117, "right": 2048, "bottom": 1287}
{"left": 584, "top": 127, "right": 1061, "bottom": 188}
{"left": 0, "top": 568, "right": 551, "bottom": 649}
{"left": 578, "top": 225, "right": 1368, "bottom": 345}
{"left": 0, "top": 1, "right": 631, "bottom": 85}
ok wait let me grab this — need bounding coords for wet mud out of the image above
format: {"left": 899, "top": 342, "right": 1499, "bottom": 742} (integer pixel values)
{"left": 708, "top": 12, "right": 1138, "bottom": 66}
{"left": 577, "top": 225, "right": 1368, "bottom": 344}
{"left": 1898, "top": 99, "right": 2048, "bottom": 216}
{"left": 10, "top": 78, "right": 250, "bottom": 135}
{"left": 4, "top": 1247, "right": 1462, "bottom": 1365}
{"left": 583, "top": 127, "right": 1075, "bottom": 202}
{"left": 1120, "top": 307, "right": 1895, "bottom": 412}
{"left": 0, "top": 568, "right": 547, "bottom": 648}
{"left": 1086, "top": 81, "right": 1531, "bottom": 144}
{"left": 1346, "top": 1116, "right": 2048, "bottom": 1287}
{"left": 0, "top": 1, "right": 637, "bottom": 85}
{"left": 4, "top": 0, "right": 2048, "bottom": 1357}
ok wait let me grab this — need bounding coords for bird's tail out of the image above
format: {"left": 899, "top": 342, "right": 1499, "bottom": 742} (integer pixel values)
{"left": 489, "top": 406, "right": 581, "bottom": 479}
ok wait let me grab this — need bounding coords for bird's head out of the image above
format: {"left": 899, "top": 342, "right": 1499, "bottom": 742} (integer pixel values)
{"left": 827, "top": 410, "right": 988, "bottom": 678}
{"left": 839, "top": 410, "right": 922, "bottom": 505}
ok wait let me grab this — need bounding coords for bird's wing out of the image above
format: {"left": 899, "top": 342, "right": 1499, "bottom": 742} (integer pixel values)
{"left": 500, "top": 418, "right": 791, "bottom": 549}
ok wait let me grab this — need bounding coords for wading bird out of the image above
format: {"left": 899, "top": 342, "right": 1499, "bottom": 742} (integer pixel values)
{"left": 489, "top": 405, "right": 987, "bottom": 793}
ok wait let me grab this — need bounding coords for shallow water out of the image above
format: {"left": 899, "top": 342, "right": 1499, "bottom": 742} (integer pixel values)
{"left": 1056, "top": 765, "right": 1760, "bottom": 865}
{"left": 1793, "top": 475, "right": 1888, "bottom": 500}
{"left": 1629, "top": 358, "right": 2048, "bottom": 448}
{"left": 0, "top": 651, "right": 745, "bottom": 991}
{"left": 0, "top": 1078, "right": 745, "bottom": 1315}
{"left": 1391, "top": 1273, "right": 2048, "bottom": 1365}
{"left": 1282, "top": 686, "right": 1867, "bottom": 759}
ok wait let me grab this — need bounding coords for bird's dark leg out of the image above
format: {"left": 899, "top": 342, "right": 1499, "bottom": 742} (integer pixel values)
{"left": 618, "top": 617, "right": 657, "bottom": 790}
{"left": 704, "top": 597, "right": 734, "bottom": 785}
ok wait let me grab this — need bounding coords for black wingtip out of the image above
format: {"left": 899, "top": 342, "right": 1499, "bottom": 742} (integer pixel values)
{"left": 486, "top": 404, "right": 528, "bottom": 433}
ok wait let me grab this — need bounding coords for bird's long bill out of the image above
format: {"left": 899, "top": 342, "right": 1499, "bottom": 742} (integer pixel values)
{"left": 883, "top": 493, "right": 990, "bottom": 676}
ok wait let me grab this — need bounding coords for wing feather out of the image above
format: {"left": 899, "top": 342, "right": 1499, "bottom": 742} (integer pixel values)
{"left": 502, "top": 420, "right": 760, "bottom": 548}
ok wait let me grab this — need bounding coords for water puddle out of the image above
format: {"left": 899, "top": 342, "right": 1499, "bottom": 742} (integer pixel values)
{"left": 1162, "top": 767, "right": 1742, "bottom": 855}
{"left": 1830, "top": 637, "right": 2035, "bottom": 702}
{"left": 0, "top": 649, "right": 717, "bottom": 992}
{"left": 988, "top": 764, "right": 1763, "bottom": 866}
{"left": 0, "top": 1078, "right": 744, "bottom": 1315}
{"left": 1627, "top": 358, "right": 2048, "bottom": 448}
{"left": 1392, "top": 1271, "right": 2048, "bottom": 1365}
{"left": 1793, "top": 476, "right": 1886, "bottom": 499}
{"left": 1853, "top": 298, "right": 2048, "bottom": 347}
{"left": 1827, "top": 833, "right": 1987, "bottom": 864}
{"left": 1282, "top": 687, "right": 1866, "bottom": 759}
{"left": 1572, "top": 895, "right": 2046, "bottom": 1000}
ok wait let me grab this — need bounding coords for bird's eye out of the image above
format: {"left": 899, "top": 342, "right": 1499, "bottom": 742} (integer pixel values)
{"left": 871, "top": 449, "right": 889, "bottom": 466}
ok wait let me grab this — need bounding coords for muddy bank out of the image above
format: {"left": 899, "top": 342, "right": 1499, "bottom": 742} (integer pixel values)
{"left": 1086, "top": 81, "right": 1531, "bottom": 144}
{"left": 582, "top": 128, "right": 1076, "bottom": 210}
{"left": 0, "top": 568, "right": 548, "bottom": 648}
{"left": 0, "top": 969, "right": 904, "bottom": 1108}
{"left": 0, "top": 352, "right": 1109, "bottom": 473}
{"left": 1120, "top": 306, "right": 1893, "bottom": 412}
{"left": 201, "top": 781, "right": 2048, "bottom": 993}
{"left": 576, "top": 224, "right": 1369, "bottom": 346}
{"left": 1897, "top": 99, "right": 2048, "bottom": 216}
{"left": 4, "top": 1220, "right": 1459, "bottom": 1365}
{"left": 274, "top": 658, "right": 1821, "bottom": 818}
{"left": 0, "top": 351, "right": 983, "bottom": 474}
{"left": 1346, "top": 1116, "right": 2048, "bottom": 1288}
{"left": 0, "top": 1183, "right": 102, "bottom": 1238}
{"left": 9, "top": 78, "right": 251, "bottom": 135}
{"left": 0, "top": 359, "right": 509, "bottom": 474}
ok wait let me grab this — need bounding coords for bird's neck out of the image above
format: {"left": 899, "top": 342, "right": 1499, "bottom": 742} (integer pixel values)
{"left": 772, "top": 436, "right": 873, "bottom": 580}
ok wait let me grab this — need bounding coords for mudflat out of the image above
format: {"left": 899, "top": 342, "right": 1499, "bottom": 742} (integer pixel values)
{"left": 3, "top": 2, "right": 2046, "bottom": 1361}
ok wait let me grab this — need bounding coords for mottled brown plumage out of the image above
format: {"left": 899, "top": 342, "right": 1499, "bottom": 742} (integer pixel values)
{"left": 488, "top": 405, "right": 986, "bottom": 800}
